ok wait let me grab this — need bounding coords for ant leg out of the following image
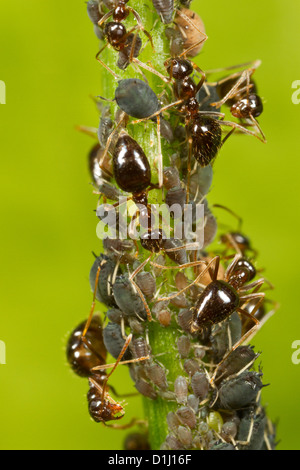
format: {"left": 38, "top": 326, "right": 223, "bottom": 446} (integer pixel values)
{"left": 249, "top": 114, "right": 267, "bottom": 143}
{"left": 131, "top": 58, "right": 170, "bottom": 83}
{"left": 104, "top": 418, "right": 147, "bottom": 430}
{"left": 131, "top": 100, "right": 183, "bottom": 124}
{"left": 212, "top": 204, "right": 243, "bottom": 231}
{"left": 128, "top": 7, "right": 155, "bottom": 51}
{"left": 238, "top": 278, "right": 266, "bottom": 294}
{"left": 224, "top": 254, "right": 242, "bottom": 281}
{"left": 205, "top": 60, "right": 262, "bottom": 77}
{"left": 176, "top": 9, "right": 208, "bottom": 57}
{"left": 211, "top": 70, "right": 250, "bottom": 108}
{"left": 219, "top": 119, "right": 266, "bottom": 143}
{"left": 96, "top": 45, "right": 120, "bottom": 80}
{"left": 157, "top": 256, "right": 220, "bottom": 302}
{"left": 221, "top": 128, "right": 236, "bottom": 148}
{"left": 187, "top": 132, "right": 192, "bottom": 203}
{"left": 75, "top": 125, "right": 98, "bottom": 139}
{"left": 156, "top": 115, "right": 163, "bottom": 188}
{"left": 97, "top": 9, "right": 114, "bottom": 27}
{"left": 210, "top": 296, "right": 264, "bottom": 384}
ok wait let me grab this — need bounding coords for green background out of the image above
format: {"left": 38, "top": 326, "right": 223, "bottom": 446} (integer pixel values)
{"left": 0, "top": 0, "right": 299, "bottom": 450}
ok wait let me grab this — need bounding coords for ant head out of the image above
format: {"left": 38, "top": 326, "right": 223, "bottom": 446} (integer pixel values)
{"left": 231, "top": 93, "right": 263, "bottom": 119}
{"left": 165, "top": 58, "right": 193, "bottom": 80}
{"left": 229, "top": 258, "right": 256, "bottom": 290}
{"left": 141, "top": 229, "right": 164, "bottom": 253}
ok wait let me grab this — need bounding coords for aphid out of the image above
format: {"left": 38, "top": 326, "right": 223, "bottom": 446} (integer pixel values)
{"left": 112, "top": 274, "right": 148, "bottom": 320}
{"left": 163, "top": 167, "right": 181, "bottom": 190}
{"left": 117, "top": 33, "right": 142, "bottom": 70}
{"left": 177, "top": 308, "right": 193, "bottom": 333}
{"left": 167, "top": 411, "right": 181, "bottom": 432}
{"left": 89, "top": 254, "right": 120, "bottom": 307}
{"left": 88, "top": 143, "right": 112, "bottom": 187}
{"left": 156, "top": 309, "right": 172, "bottom": 327}
{"left": 184, "top": 359, "right": 201, "bottom": 377}
{"left": 145, "top": 363, "right": 169, "bottom": 390}
{"left": 134, "top": 271, "right": 156, "bottom": 300}
{"left": 176, "top": 406, "right": 197, "bottom": 429}
{"left": 210, "top": 312, "right": 242, "bottom": 362}
{"left": 97, "top": 106, "right": 114, "bottom": 147}
{"left": 135, "top": 378, "right": 158, "bottom": 400}
{"left": 217, "top": 371, "right": 264, "bottom": 410}
{"left": 221, "top": 420, "right": 238, "bottom": 443}
{"left": 165, "top": 187, "right": 187, "bottom": 212}
{"left": 164, "top": 435, "right": 184, "bottom": 450}
{"left": 191, "top": 371, "right": 210, "bottom": 400}
{"left": 103, "top": 238, "right": 134, "bottom": 257}
{"left": 237, "top": 411, "right": 267, "bottom": 450}
{"left": 66, "top": 316, "right": 107, "bottom": 378}
{"left": 214, "top": 345, "right": 258, "bottom": 385}
{"left": 106, "top": 307, "right": 123, "bottom": 324}
{"left": 124, "top": 433, "right": 150, "bottom": 450}
{"left": 177, "top": 426, "right": 193, "bottom": 447}
{"left": 152, "top": 0, "right": 174, "bottom": 24}
{"left": 209, "top": 441, "right": 236, "bottom": 451}
{"left": 187, "top": 394, "right": 199, "bottom": 413}
{"left": 87, "top": 0, "right": 105, "bottom": 41}
{"left": 174, "top": 8, "right": 206, "bottom": 57}
{"left": 103, "top": 322, "right": 132, "bottom": 360}
{"left": 210, "top": 60, "right": 266, "bottom": 142}
{"left": 174, "top": 376, "right": 188, "bottom": 404}
{"left": 196, "top": 83, "right": 221, "bottom": 113}
{"left": 96, "top": 0, "right": 153, "bottom": 77}
{"left": 177, "top": 335, "right": 191, "bottom": 358}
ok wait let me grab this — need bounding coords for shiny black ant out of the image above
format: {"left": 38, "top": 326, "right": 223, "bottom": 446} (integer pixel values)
{"left": 96, "top": 0, "right": 154, "bottom": 78}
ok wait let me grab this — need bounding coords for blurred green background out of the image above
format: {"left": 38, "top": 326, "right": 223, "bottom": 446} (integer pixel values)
{"left": 0, "top": 0, "right": 299, "bottom": 450}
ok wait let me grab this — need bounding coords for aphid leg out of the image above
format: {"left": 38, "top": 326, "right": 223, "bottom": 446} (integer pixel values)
{"left": 96, "top": 45, "right": 120, "bottom": 80}
{"left": 81, "top": 264, "right": 102, "bottom": 344}
{"left": 99, "top": 112, "right": 127, "bottom": 169}
{"left": 129, "top": 255, "right": 154, "bottom": 322}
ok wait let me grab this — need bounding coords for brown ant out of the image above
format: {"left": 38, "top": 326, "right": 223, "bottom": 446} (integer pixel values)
{"left": 133, "top": 57, "right": 262, "bottom": 202}
{"left": 207, "top": 60, "right": 266, "bottom": 142}
{"left": 151, "top": 254, "right": 266, "bottom": 383}
{"left": 96, "top": 0, "right": 154, "bottom": 79}
{"left": 67, "top": 263, "right": 150, "bottom": 427}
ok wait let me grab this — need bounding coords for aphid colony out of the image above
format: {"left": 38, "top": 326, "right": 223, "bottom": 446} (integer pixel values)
{"left": 66, "top": 0, "right": 277, "bottom": 450}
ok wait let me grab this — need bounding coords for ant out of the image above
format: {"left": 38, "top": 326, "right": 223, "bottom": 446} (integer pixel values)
{"left": 151, "top": 254, "right": 266, "bottom": 383}
{"left": 207, "top": 60, "right": 266, "bottom": 142}
{"left": 67, "top": 263, "right": 150, "bottom": 426}
{"left": 96, "top": 0, "right": 154, "bottom": 78}
{"left": 132, "top": 59, "right": 263, "bottom": 201}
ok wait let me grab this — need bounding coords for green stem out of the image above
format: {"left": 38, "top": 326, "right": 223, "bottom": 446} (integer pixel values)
{"left": 99, "top": 0, "right": 183, "bottom": 450}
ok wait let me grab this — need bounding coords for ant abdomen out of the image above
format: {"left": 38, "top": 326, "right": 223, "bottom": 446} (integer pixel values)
{"left": 113, "top": 133, "right": 151, "bottom": 194}
{"left": 187, "top": 116, "right": 222, "bottom": 167}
